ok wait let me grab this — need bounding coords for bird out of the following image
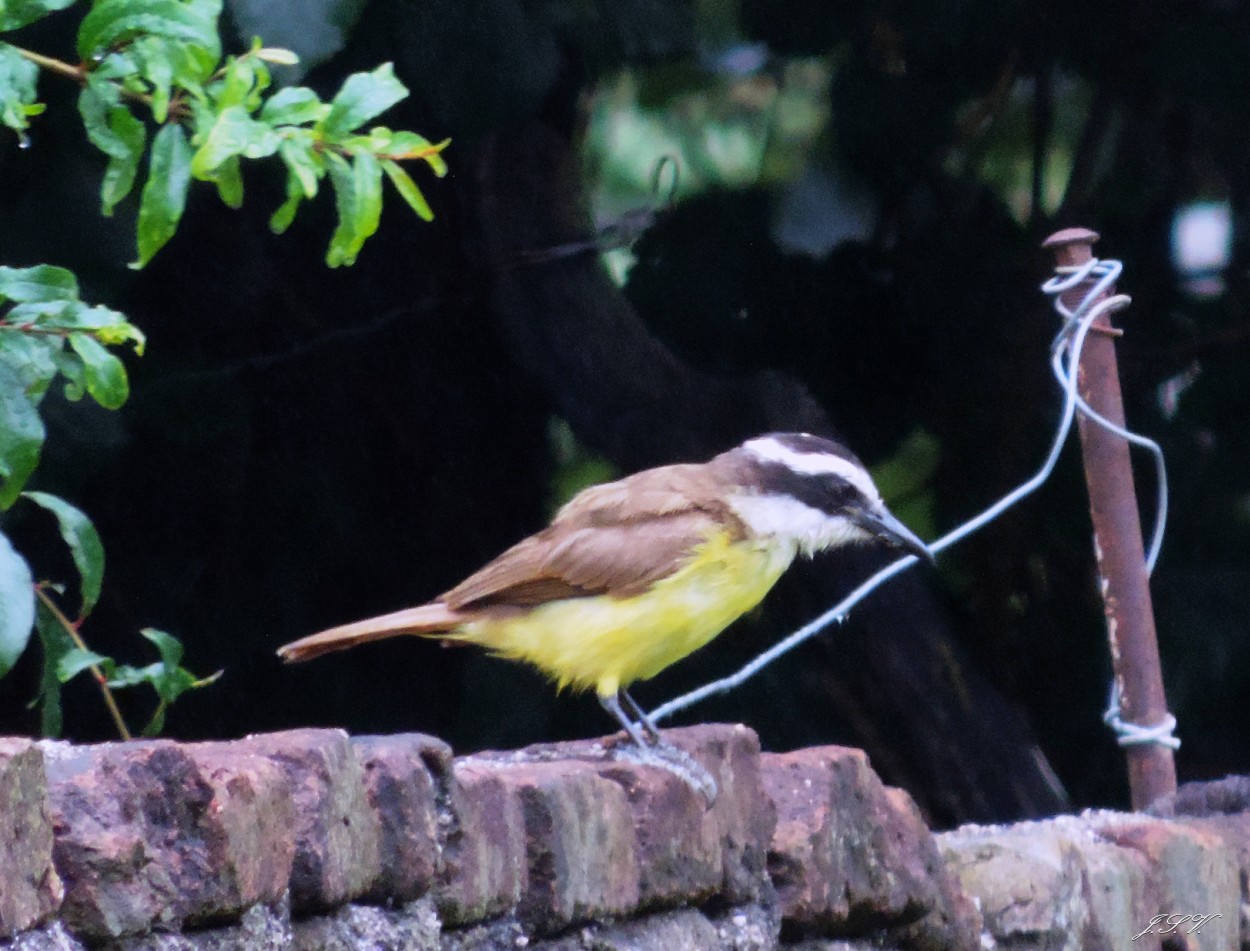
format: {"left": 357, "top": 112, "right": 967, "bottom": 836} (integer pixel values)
{"left": 277, "top": 431, "right": 932, "bottom": 747}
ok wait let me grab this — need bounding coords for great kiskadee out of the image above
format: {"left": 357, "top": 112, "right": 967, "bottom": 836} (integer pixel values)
{"left": 277, "top": 432, "right": 931, "bottom": 746}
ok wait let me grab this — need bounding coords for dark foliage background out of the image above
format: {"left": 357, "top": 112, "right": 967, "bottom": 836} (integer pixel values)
{"left": 2, "top": 0, "right": 1247, "bottom": 827}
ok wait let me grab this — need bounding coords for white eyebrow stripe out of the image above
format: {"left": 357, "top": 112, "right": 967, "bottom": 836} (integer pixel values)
{"left": 743, "top": 435, "right": 881, "bottom": 503}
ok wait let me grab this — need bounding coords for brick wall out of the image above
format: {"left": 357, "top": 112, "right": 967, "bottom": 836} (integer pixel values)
{"left": 0, "top": 727, "right": 1245, "bottom": 950}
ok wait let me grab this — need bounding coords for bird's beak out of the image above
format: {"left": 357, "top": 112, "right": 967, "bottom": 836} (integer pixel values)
{"left": 854, "top": 506, "right": 935, "bottom": 564}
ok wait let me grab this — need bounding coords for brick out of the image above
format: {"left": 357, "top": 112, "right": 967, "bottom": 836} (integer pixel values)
{"left": 42, "top": 739, "right": 294, "bottom": 940}
{"left": 760, "top": 747, "right": 950, "bottom": 937}
{"left": 1087, "top": 811, "right": 1240, "bottom": 951}
{"left": 878, "top": 788, "right": 982, "bottom": 951}
{"left": 495, "top": 759, "right": 639, "bottom": 932}
{"left": 436, "top": 761, "right": 528, "bottom": 925}
{"left": 182, "top": 740, "right": 298, "bottom": 910}
{"left": 662, "top": 724, "right": 776, "bottom": 905}
{"left": 352, "top": 733, "right": 453, "bottom": 901}
{"left": 0, "top": 738, "right": 62, "bottom": 934}
{"left": 940, "top": 815, "right": 1156, "bottom": 951}
{"left": 559, "top": 723, "right": 776, "bottom": 908}
{"left": 243, "top": 729, "right": 382, "bottom": 912}
{"left": 1171, "top": 813, "right": 1250, "bottom": 949}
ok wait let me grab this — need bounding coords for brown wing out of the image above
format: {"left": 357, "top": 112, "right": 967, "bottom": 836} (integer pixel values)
{"left": 442, "top": 463, "right": 742, "bottom": 609}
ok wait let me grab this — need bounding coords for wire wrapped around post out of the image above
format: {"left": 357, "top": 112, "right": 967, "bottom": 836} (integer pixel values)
{"left": 1042, "top": 228, "right": 1178, "bottom": 810}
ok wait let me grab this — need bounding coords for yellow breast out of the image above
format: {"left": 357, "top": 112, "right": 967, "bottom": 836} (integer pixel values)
{"left": 456, "top": 532, "right": 797, "bottom": 697}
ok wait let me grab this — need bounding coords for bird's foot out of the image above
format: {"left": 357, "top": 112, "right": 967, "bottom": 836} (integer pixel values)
{"left": 611, "top": 739, "right": 718, "bottom": 806}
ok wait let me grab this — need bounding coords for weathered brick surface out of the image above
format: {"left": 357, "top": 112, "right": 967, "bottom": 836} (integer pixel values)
{"left": 760, "top": 746, "right": 979, "bottom": 946}
{"left": 561, "top": 723, "right": 778, "bottom": 907}
{"left": 352, "top": 733, "right": 453, "bottom": 902}
{"left": 940, "top": 815, "right": 1169, "bottom": 951}
{"left": 5, "top": 723, "right": 1247, "bottom": 951}
{"left": 664, "top": 724, "right": 776, "bottom": 905}
{"left": 436, "top": 762, "right": 527, "bottom": 925}
{"left": 41, "top": 738, "right": 294, "bottom": 940}
{"left": 1087, "top": 811, "right": 1240, "bottom": 951}
{"left": 242, "top": 729, "right": 382, "bottom": 913}
{"left": 878, "top": 788, "right": 982, "bottom": 951}
{"left": 1147, "top": 776, "right": 1250, "bottom": 948}
{"left": 458, "top": 758, "right": 641, "bottom": 932}
{"left": 0, "top": 738, "right": 62, "bottom": 935}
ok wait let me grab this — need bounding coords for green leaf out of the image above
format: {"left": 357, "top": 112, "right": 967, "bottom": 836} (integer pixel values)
{"left": 381, "top": 158, "right": 433, "bottom": 221}
{"left": 324, "top": 149, "right": 382, "bottom": 267}
{"left": 0, "top": 41, "right": 41, "bottom": 136}
{"left": 0, "top": 332, "right": 60, "bottom": 403}
{"left": 0, "top": 264, "right": 77, "bottom": 303}
{"left": 78, "top": 81, "right": 147, "bottom": 215}
{"left": 268, "top": 184, "right": 301, "bottom": 235}
{"left": 260, "top": 86, "right": 326, "bottom": 127}
{"left": 77, "top": 0, "right": 222, "bottom": 62}
{"left": 56, "top": 647, "right": 111, "bottom": 683}
{"left": 70, "top": 305, "right": 145, "bottom": 353}
{"left": 215, "top": 53, "right": 263, "bottom": 112}
{"left": 132, "top": 123, "right": 191, "bottom": 268}
{"left": 378, "top": 130, "right": 450, "bottom": 175}
{"left": 213, "top": 154, "right": 242, "bottom": 207}
{"left": 53, "top": 348, "right": 85, "bottom": 402}
{"left": 68, "top": 333, "right": 129, "bottom": 409}
{"left": 131, "top": 36, "right": 174, "bottom": 123}
{"left": 0, "top": 530, "right": 34, "bottom": 678}
{"left": 33, "top": 599, "right": 72, "bottom": 735}
{"left": 190, "top": 104, "right": 279, "bottom": 178}
{"left": 22, "top": 491, "right": 105, "bottom": 618}
{"left": 278, "top": 137, "right": 321, "bottom": 197}
{"left": 0, "top": 0, "right": 77, "bottom": 32}
{"left": 105, "top": 661, "right": 154, "bottom": 688}
{"left": 322, "top": 62, "right": 406, "bottom": 138}
{"left": 0, "top": 360, "right": 45, "bottom": 508}
{"left": 167, "top": 39, "right": 216, "bottom": 97}
{"left": 254, "top": 47, "right": 299, "bottom": 67}
{"left": 142, "top": 627, "right": 183, "bottom": 669}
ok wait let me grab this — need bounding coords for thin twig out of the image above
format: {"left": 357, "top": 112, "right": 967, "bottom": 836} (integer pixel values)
{"left": 12, "top": 44, "right": 165, "bottom": 113}
{"left": 13, "top": 46, "right": 85, "bottom": 82}
{"left": 35, "top": 585, "right": 133, "bottom": 741}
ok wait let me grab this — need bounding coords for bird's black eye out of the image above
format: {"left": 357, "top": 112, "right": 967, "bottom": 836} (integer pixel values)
{"left": 820, "top": 473, "right": 857, "bottom": 508}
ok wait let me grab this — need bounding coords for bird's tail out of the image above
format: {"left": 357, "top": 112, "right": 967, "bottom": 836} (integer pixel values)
{"left": 276, "top": 602, "right": 466, "bottom": 663}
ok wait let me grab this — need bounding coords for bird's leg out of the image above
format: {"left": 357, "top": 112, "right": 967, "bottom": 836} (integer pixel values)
{"left": 599, "top": 692, "right": 652, "bottom": 748}
{"left": 601, "top": 689, "right": 717, "bottom": 804}
{"left": 618, "top": 688, "right": 662, "bottom": 745}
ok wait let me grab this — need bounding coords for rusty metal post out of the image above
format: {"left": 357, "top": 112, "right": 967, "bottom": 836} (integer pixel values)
{"left": 1042, "top": 227, "right": 1177, "bottom": 810}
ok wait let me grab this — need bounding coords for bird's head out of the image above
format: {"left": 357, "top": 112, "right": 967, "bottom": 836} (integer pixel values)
{"left": 718, "top": 432, "right": 933, "bottom": 562}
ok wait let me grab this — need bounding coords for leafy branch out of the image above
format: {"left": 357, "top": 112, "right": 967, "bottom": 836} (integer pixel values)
{"left": 0, "top": 0, "right": 449, "bottom": 268}
{"left": 0, "top": 265, "right": 216, "bottom": 736}
{"left": 0, "top": 2, "right": 451, "bottom": 736}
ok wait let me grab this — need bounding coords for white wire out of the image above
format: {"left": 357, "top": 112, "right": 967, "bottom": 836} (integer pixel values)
{"left": 651, "top": 257, "right": 1164, "bottom": 725}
